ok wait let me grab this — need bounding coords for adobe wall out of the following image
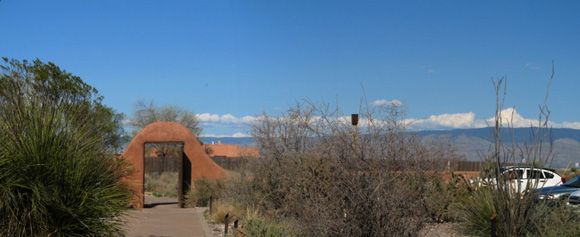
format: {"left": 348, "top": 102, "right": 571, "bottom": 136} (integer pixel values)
{"left": 121, "top": 122, "right": 227, "bottom": 208}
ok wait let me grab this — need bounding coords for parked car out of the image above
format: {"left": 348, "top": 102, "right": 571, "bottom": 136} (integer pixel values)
{"left": 568, "top": 189, "right": 580, "bottom": 205}
{"left": 536, "top": 175, "right": 580, "bottom": 201}
{"left": 499, "top": 166, "right": 564, "bottom": 191}
{"left": 474, "top": 166, "right": 564, "bottom": 192}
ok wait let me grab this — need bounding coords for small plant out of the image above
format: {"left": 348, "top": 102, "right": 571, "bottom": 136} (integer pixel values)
{"left": 245, "top": 216, "right": 292, "bottom": 237}
{"left": 209, "top": 201, "right": 239, "bottom": 224}
{"left": 420, "top": 173, "right": 471, "bottom": 223}
{"left": 456, "top": 186, "right": 498, "bottom": 236}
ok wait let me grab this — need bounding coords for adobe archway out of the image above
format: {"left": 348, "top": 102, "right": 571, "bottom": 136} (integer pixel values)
{"left": 122, "top": 122, "right": 226, "bottom": 208}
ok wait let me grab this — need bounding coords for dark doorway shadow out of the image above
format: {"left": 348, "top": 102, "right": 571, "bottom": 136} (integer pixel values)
{"left": 182, "top": 153, "right": 192, "bottom": 207}
{"left": 144, "top": 202, "right": 179, "bottom": 208}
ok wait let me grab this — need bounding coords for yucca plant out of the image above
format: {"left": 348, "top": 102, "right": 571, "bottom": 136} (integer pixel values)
{"left": 0, "top": 58, "right": 130, "bottom": 236}
{"left": 456, "top": 68, "right": 579, "bottom": 236}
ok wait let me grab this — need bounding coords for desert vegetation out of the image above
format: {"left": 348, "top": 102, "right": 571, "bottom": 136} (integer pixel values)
{"left": 0, "top": 58, "right": 131, "bottom": 235}
{"left": 145, "top": 172, "right": 180, "bottom": 198}
{"left": 188, "top": 73, "right": 580, "bottom": 236}
{"left": 455, "top": 74, "right": 580, "bottom": 236}
{"left": 189, "top": 98, "right": 465, "bottom": 236}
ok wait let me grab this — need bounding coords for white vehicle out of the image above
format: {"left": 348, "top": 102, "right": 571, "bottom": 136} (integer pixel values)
{"left": 499, "top": 167, "right": 564, "bottom": 192}
{"left": 474, "top": 166, "right": 564, "bottom": 192}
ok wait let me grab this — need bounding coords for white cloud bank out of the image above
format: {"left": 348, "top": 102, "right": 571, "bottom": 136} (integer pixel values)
{"left": 197, "top": 113, "right": 257, "bottom": 126}
{"left": 406, "top": 108, "right": 580, "bottom": 130}
{"left": 199, "top": 132, "right": 251, "bottom": 138}
{"left": 196, "top": 108, "right": 580, "bottom": 137}
{"left": 370, "top": 99, "right": 404, "bottom": 107}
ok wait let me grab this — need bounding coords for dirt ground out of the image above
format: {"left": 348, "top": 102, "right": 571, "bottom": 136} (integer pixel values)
{"left": 419, "top": 222, "right": 463, "bottom": 237}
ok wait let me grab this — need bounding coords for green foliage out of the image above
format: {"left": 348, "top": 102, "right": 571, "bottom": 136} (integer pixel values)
{"left": 456, "top": 187, "right": 498, "bottom": 236}
{"left": 0, "top": 58, "right": 130, "bottom": 235}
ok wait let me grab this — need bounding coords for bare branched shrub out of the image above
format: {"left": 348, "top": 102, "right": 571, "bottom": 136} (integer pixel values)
{"left": 458, "top": 66, "right": 578, "bottom": 236}
{"left": 225, "top": 99, "right": 461, "bottom": 236}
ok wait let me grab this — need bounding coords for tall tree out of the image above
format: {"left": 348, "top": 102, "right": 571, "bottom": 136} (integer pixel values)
{"left": 129, "top": 99, "right": 203, "bottom": 137}
{"left": 0, "top": 58, "right": 130, "bottom": 235}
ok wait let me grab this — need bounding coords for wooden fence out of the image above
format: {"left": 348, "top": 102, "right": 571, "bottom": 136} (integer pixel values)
{"left": 144, "top": 156, "right": 180, "bottom": 174}
{"left": 450, "top": 161, "right": 523, "bottom": 171}
{"left": 210, "top": 156, "right": 248, "bottom": 171}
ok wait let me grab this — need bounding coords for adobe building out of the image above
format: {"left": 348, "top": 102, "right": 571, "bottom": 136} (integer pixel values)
{"left": 204, "top": 141, "right": 259, "bottom": 170}
{"left": 121, "top": 122, "right": 226, "bottom": 208}
{"left": 204, "top": 141, "right": 259, "bottom": 158}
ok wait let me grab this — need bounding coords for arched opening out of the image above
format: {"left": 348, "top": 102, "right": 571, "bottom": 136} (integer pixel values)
{"left": 143, "top": 142, "right": 184, "bottom": 208}
{"left": 121, "top": 122, "right": 226, "bottom": 208}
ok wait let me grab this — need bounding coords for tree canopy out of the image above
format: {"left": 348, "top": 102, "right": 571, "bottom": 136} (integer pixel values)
{"left": 129, "top": 99, "right": 203, "bottom": 137}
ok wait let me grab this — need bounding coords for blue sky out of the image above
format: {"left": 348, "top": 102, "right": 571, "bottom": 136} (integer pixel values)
{"left": 1, "top": 1, "right": 579, "bottom": 137}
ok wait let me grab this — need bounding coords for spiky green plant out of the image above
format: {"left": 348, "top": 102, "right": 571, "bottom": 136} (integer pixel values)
{"left": 0, "top": 58, "right": 130, "bottom": 236}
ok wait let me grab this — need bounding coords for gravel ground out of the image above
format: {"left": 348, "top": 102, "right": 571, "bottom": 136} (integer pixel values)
{"left": 419, "top": 222, "right": 463, "bottom": 237}
{"left": 206, "top": 221, "right": 464, "bottom": 237}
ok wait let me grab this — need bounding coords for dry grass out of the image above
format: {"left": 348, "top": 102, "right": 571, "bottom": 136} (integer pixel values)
{"left": 144, "top": 172, "right": 179, "bottom": 198}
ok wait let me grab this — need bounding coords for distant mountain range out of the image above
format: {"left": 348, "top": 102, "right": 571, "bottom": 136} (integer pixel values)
{"left": 200, "top": 128, "right": 580, "bottom": 168}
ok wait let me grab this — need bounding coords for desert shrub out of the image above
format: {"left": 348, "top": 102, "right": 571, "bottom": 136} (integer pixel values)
{"left": 456, "top": 186, "right": 499, "bottom": 236}
{"left": 184, "top": 176, "right": 224, "bottom": 207}
{"left": 457, "top": 185, "right": 573, "bottom": 236}
{"left": 217, "top": 99, "right": 461, "bottom": 236}
{"left": 456, "top": 74, "right": 580, "bottom": 236}
{"left": 536, "top": 199, "right": 580, "bottom": 236}
{"left": 0, "top": 58, "right": 130, "bottom": 235}
{"left": 245, "top": 216, "right": 293, "bottom": 237}
{"left": 144, "top": 171, "right": 179, "bottom": 197}
{"left": 207, "top": 200, "right": 243, "bottom": 224}
{"left": 419, "top": 173, "right": 472, "bottom": 223}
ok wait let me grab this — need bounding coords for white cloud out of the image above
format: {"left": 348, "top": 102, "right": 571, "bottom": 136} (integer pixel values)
{"left": 196, "top": 109, "right": 580, "bottom": 137}
{"left": 232, "top": 132, "right": 251, "bottom": 138}
{"left": 199, "top": 133, "right": 250, "bottom": 138}
{"left": 524, "top": 62, "right": 540, "bottom": 70}
{"left": 197, "top": 113, "right": 221, "bottom": 122}
{"left": 405, "top": 108, "right": 580, "bottom": 131}
{"left": 419, "top": 66, "right": 435, "bottom": 74}
{"left": 122, "top": 119, "right": 133, "bottom": 125}
{"left": 197, "top": 113, "right": 257, "bottom": 125}
{"left": 370, "top": 99, "right": 404, "bottom": 107}
{"left": 554, "top": 122, "right": 580, "bottom": 129}
{"left": 487, "top": 108, "right": 536, "bottom": 127}
{"left": 405, "top": 112, "right": 476, "bottom": 130}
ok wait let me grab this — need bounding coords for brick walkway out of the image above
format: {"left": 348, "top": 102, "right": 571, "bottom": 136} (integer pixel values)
{"left": 123, "top": 198, "right": 211, "bottom": 237}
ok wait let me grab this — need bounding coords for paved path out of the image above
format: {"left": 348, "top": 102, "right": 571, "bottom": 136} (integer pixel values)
{"left": 123, "top": 196, "right": 212, "bottom": 237}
